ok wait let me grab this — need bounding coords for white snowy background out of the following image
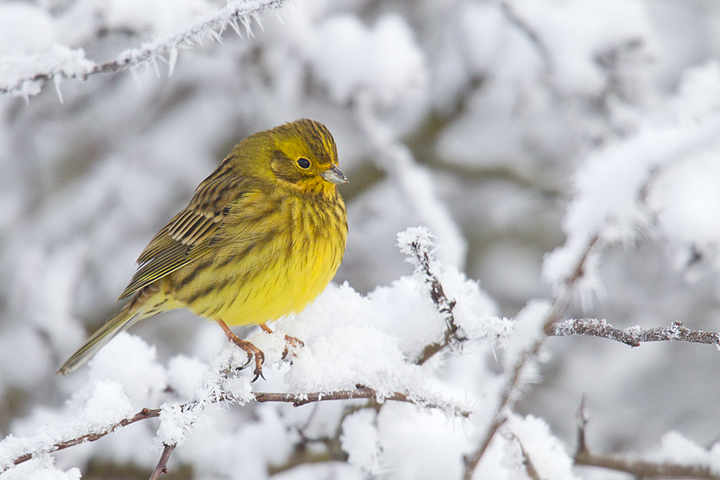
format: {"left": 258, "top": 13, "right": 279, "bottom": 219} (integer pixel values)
{"left": 3, "top": 0, "right": 720, "bottom": 478}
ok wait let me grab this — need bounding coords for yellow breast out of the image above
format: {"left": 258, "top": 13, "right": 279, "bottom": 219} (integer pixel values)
{"left": 168, "top": 192, "right": 347, "bottom": 326}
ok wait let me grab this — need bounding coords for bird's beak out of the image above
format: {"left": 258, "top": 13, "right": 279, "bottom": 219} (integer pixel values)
{"left": 321, "top": 165, "right": 349, "bottom": 185}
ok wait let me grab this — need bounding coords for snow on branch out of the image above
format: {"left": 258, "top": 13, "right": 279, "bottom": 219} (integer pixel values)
{"left": 2, "top": 367, "right": 470, "bottom": 474}
{"left": 462, "top": 232, "right": 601, "bottom": 480}
{"left": 0, "top": 0, "right": 287, "bottom": 101}
{"left": 462, "top": 98, "right": 720, "bottom": 479}
{"left": 550, "top": 319, "right": 720, "bottom": 347}
{"left": 397, "top": 227, "right": 465, "bottom": 364}
{"left": 0, "top": 380, "right": 137, "bottom": 472}
{"left": 543, "top": 109, "right": 720, "bottom": 294}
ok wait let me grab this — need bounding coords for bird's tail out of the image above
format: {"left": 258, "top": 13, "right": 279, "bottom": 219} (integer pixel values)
{"left": 57, "top": 304, "right": 145, "bottom": 375}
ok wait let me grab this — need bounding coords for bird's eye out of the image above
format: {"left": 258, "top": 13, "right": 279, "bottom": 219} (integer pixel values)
{"left": 297, "top": 157, "right": 311, "bottom": 169}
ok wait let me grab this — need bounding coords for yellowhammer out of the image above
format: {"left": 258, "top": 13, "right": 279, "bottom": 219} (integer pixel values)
{"left": 58, "top": 119, "right": 348, "bottom": 379}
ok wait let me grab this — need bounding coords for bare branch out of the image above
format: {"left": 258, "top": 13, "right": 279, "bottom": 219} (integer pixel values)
{"left": 500, "top": 1, "right": 553, "bottom": 74}
{"left": 462, "top": 233, "right": 601, "bottom": 480}
{"left": 575, "top": 450, "right": 719, "bottom": 479}
{"left": 574, "top": 402, "right": 719, "bottom": 479}
{"left": 4, "top": 386, "right": 469, "bottom": 472}
{"left": 512, "top": 434, "right": 542, "bottom": 480}
{"left": 149, "top": 444, "right": 176, "bottom": 480}
{"left": 550, "top": 319, "right": 720, "bottom": 347}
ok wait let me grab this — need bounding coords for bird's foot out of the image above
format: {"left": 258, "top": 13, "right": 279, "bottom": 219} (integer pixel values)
{"left": 281, "top": 335, "right": 304, "bottom": 359}
{"left": 217, "top": 320, "right": 265, "bottom": 381}
{"left": 259, "top": 324, "right": 304, "bottom": 359}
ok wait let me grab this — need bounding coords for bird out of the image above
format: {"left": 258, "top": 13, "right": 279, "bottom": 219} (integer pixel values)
{"left": 58, "top": 119, "right": 348, "bottom": 380}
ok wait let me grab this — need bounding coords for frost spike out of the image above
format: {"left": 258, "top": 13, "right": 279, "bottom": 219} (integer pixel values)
{"left": 209, "top": 29, "right": 224, "bottom": 43}
{"left": 53, "top": 76, "right": 64, "bottom": 104}
{"left": 168, "top": 47, "right": 178, "bottom": 77}
{"left": 230, "top": 19, "right": 242, "bottom": 37}
{"left": 152, "top": 58, "right": 161, "bottom": 79}
{"left": 254, "top": 14, "right": 264, "bottom": 32}
{"left": 242, "top": 17, "right": 254, "bottom": 38}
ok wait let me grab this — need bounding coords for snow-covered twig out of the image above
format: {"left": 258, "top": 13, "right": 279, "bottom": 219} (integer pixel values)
{"left": 574, "top": 402, "right": 719, "bottom": 479}
{"left": 550, "top": 319, "right": 720, "bottom": 347}
{"left": 2, "top": 406, "right": 155, "bottom": 471}
{"left": 461, "top": 232, "right": 601, "bottom": 480}
{"left": 462, "top": 114, "right": 707, "bottom": 478}
{"left": 0, "top": 0, "right": 287, "bottom": 99}
{"left": 2, "top": 386, "right": 470, "bottom": 472}
{"left": 397, "top": 227, "right": 463, "bottom": 364}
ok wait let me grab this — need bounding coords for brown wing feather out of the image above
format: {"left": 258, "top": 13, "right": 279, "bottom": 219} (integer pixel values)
{"left": 118, "top": 160, "right": 246, "bottom": 301}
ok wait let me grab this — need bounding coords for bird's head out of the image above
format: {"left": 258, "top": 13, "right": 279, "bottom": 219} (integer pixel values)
{"left": 266, "top": 119, "right": 348, "bottom": 198}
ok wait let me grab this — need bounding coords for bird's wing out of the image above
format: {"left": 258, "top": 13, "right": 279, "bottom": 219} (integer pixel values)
{"left": 118, "top": 164, "right": 248, "bottom": 300}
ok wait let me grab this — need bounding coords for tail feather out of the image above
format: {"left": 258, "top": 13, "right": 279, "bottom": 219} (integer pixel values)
{"left": 57, "top": 305, "right": 144, "bottom": 375}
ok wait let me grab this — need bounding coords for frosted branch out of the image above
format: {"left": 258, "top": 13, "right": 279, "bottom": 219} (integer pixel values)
{"left": 2, "top": 386, "right": 469, "bottom": 473}
{"left": 550, "top": 319, "right": 720, "bottom": 347}
{"left": 463, "top": 123, "right": 696, "bottom": 478}
{"left": 462, "top": 233, "right": 601, "bottom": 480}
{"left": 0, "top": 0, "right": 287, "bottom": 100}
{"left": 2, "top": 407, "right": 158, "bottom": 472}
{"left": 397, "top": 227, "right": 463, "bottom": 364}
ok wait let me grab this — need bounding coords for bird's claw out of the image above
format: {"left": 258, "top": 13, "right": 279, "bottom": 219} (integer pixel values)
{"left": 282, "top": 334, "right": 304, "bottom": 359}
{"left": 217, "top": 320, "right": 266, "bottom": 382}
{"left": 228, "top": 335, "right": 265, "bottom": 382}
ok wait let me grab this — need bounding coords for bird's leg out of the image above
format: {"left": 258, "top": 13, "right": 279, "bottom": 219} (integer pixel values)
{"left": 259, "top": 323, "right": 304, "bottom": 358}
{"left": 216, "top": 319, "right": 265, "bottom": 381}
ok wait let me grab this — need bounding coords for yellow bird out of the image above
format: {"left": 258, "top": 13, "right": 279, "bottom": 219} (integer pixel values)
{"left": 58, "top": 119, "right": 348, "bottom": 379}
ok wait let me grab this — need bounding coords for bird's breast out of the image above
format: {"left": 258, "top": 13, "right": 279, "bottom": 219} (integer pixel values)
{"left": 176, "top": 193, "right": 347, "bottom": 326}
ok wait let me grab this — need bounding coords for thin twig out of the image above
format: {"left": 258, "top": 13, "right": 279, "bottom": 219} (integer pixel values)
{"left": 399, "top": 231, "right": 463, "bottom": 365}
{"left": 575, "top": 451, "right": 719, "bottom": 479}
{"left": 149, "top": 444, "right": 176, "bottom": 480}
{"left": 9, "top": 407, "right": 159, "bottom": 467}
{"left": 500, "top": 1, "right": 553, "bottom": 74}
{"left": 550, "top": 319, "right": 720, "bottom": 347}
{"left": 514, "top": 436, "right": 542, "bottom": 480}
{"left": 0, "top": 0, "right": 287, "bottom": 96}
{"left": 5, "top": 387, "right": 469, "bottom": 472}
{"left": 462, "top": 233, "right": 601, "bottom": 480}
{"left": 574, "top": 401, "right": 719, "bottom": 479}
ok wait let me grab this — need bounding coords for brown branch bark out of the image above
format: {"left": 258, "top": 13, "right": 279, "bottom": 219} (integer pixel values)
{"left": 575, "top": 450, "right": 719, "bottom": 479}
{"left": 550, "top": 319, "right": 720, "bottom": 347}
{"left": 574, "top": 401, "right": 719, "bottom": 479}
{"left": 9, "top": 407, "right": 159, "bottom": 467}
{"left": 149, "top": 444, "right": 176, "bottom": 480}
{"left": 5, "top": 386, "right": 469, "bottom": 472}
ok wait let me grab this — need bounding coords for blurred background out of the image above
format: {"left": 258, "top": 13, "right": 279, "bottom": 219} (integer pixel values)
{"left": 3, "top": 0, "right": 720, "bottom": 477}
